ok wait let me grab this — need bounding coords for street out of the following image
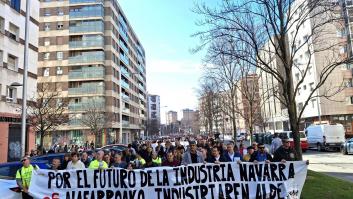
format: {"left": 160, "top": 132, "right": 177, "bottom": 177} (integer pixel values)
{"left": 303, "top": 150, "right": 353, "bottom": 182}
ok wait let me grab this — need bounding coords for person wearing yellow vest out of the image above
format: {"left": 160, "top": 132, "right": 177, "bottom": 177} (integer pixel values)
{"left": 151, "top": 152, "right": 162, "bottom": 166}
{"left": 89, "top": 150, "right": 108, "bottom": 169}
{"left": 16, "top": 156, "right": 39, "bottom": 199}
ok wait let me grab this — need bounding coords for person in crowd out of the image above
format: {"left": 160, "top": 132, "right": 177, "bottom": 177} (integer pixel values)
{"left": 144, "top": 146, "right": 154, "bottom": 167}
{"left": 271, "top": 133, "right": 283, "bottom": 154}
{"left": 252, "top": 142, "right": 258, "bottom": 151}
{"left": 199, "top": 146, "right": 208, "bottom": 160}
{"left": 250, "top": 143, "right": 273, "bottom": 163}
{"left": 111, "top": 153, "right": 127, "bottom": 169}
{"left": 164, "top": 140, "right": 174, "bottom": 154}
{"left": 29, "top": 149, "right": 37, "bottom": 157}
{"left": 134, "top": 154, "right": 146, "bottom": 169}
{"left": 128, "top": 144, "right": 136, "bottom": 155}
{"left": 66, "top": 152, "right": 85, "bottom": 170}
{"left": 64, "top": 144, "right": 68, "bottom": 153}
{"left": 127, "top": 162, "right": 134, "bottom": 170}
{"left": 61, "top": 153, "right": 70, "bottom": 169}
{"left": 174, "top": 146, "right": 184, "bottom": 163}
{"left": 181, "top": 141, "right": 204, "bottom": 165}
{"left": 16, "top": 156, "right": 39, "bottom": 199}
{"left": 162, "top": 151, "right": 180, "bottom": 167}
{"left": 224, "top": 143, "right": 242, "bottom": 162}
{"left": 50, "top": 158, "right": 61, "bottom": 171}
{"left": 157, "top": 141, "right": 165, "bottom": 157}
{"left": 89, "top": 150, "right": 108, "bottom": 169}
{"left": 151, "top": 151, "right": 162, "bottom": 167}
{"left": 243, "top": 146, "right": 255, "bottom": 162}
{"left": 238, "top": 143, "right": 245, "bottom": 156}
{"left": 90, "top": 141, "right": 94, "bottom": 150}
{"left": 104, "top": 153, "right": 111, "bottom": 167}
{"left": 122, "top": 148, "right": 135, "bottom": 163}
{"left": 81, "top": 152, "right": 91, "bottom": 168}
{"left": 138, "top": 144, "right": 149, "bottom": 160}
{"left": 273, "top": 138, "right": 299, "bottom": 162}
{"left": 206, "top": 147, "right": 227, "bottom": 163}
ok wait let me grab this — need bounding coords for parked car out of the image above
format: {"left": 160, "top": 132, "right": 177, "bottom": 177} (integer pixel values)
{"left": 100, "top": 144, "right": 128, "bottom": 152}
{"left": 306, "top": 124, "right": 345, "bottom": 151}
{"left": 0, "top": 161, "right": 49, "bottom": 180}
{"left": 277, "top": 131, "right": 309, "bottom": 152}
{"left": 341, "top": 138, "right": 353, "bottom": 155}
{"left": 236, "top": 133, "right": 246, "bottom": 142}
{"left": 31, "top": 153, "right": 66, "bottom": 164}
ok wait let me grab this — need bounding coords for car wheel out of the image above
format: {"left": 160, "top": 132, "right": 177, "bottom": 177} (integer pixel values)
{"left": 341, "top": 147, "right": 347, "bottom": 155}
{"left": 317, "top": 144, "right": 323, "bottom": 152}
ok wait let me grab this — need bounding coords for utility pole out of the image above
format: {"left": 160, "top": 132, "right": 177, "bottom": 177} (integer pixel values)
{"left": 21, "top": 0, "right": 31, "bottom": 157}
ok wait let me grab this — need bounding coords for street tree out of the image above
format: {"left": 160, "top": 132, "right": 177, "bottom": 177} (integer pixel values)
{"left": 80, "top": 99, "right": 109, "bottom": 148}
{"left": 194, "top": 0, "right": 352, "bottom": 159}
{"left": 28, "top": 83, "right": 68, "bottom": 152}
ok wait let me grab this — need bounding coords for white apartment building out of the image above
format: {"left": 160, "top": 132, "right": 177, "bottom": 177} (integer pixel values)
{"left": 147, "top": 94, "right": 160, "bottom": 136}
{"left": 0, "top": 0, "right": 39, "bottom": 162}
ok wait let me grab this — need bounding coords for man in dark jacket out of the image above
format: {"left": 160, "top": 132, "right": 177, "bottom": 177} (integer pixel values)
{"left": 273, "top": 138, "right": 298, "bottom": 162}
{"left": 224, "top": 143, "right": 242, "bottom": 162}
{"left": 206, "top": 147, "right": 228, "bottom": 163}
{"left": 249, "top": 143, "right": 273, "bottom": 163}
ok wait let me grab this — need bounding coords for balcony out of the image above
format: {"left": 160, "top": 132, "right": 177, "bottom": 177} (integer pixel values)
{"left": 69, "top": 66, "right": 104, "bottom": 79}
{"left": 122, "top": 108, "right": 130, "bottom": 114}
{"left": 119, "top": 26, "right": 129, "bottom": 42}
{"left": 120, "top": 53, "right": 129, "bottom": 66}
{"left": 119, "top": 40, "right": 129, "bottom": 53}
{"left": 68, "top": 83, "right": 104, "bottom": 95}
{"left": 138, "top": 84, "right": 145, "bottom": 91}
{"left": 69, "top": 51, "right": 104, "bottom": 64}
{"left": 139, "top": 93, "right": 145, "bottom": 100}
{"left": 122, "top": 94, "right": 130, "bottom": 101}
{"left": 137, "top": 64, "right": 144, "bottom": 73}
{"left": 121, "top": 80, "right": 130, "bottom": 89}
{"left": 70, "top": 5, "right": 104, "bottom": 19}
{"left": 69, "top": 37, "right": 104, "bottom": 49}
{"left": 69, "top": 118, "right": 81, "bottom": 126}
{"left": 122, "top": 120, "right": 129, "bottom": 127}
{"left": 119, "top": 15, "right": 128, "bottom": 30}
{"left": 120, "top": 67, "right": 130, "bottom": 77}
{"left": 137, "top": 73, "right": 144, "bottom": 81}
{"left": 69, "top": 21, "right": 104, "bottom": 34}
{"left": 140, "top": 103, "right": 145, "bottom": 109}
{"left": 68, "top": 101, "right": 105, "bottom": 111}
{"left": 70, "top": 0, "right": 103, "bottom": 4}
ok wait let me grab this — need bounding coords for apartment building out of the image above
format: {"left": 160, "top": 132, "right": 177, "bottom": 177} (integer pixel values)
{"left": 166, "top": 110, "right": 177, "bottom": 125}
{"left": 38, "top": 0, "right": 147, "bottom": 147}
{"left": 147, "top": 94, "right": 160, "bottom": 137}
{"left": 0, "top": 0, "right": 39, "bottom": 162}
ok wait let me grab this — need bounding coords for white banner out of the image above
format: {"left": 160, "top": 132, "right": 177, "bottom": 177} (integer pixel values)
{"left": 29, "top": 162, "right": 307, "bottom": 199}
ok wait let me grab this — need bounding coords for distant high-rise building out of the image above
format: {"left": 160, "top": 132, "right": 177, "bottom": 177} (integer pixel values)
{"left": 147, "top": 94, "right": 160, "bottom": 136}
{"left": 0, "top": 0, "right": 39, "bottom": 162}
{"left": 38, "top": 0, "right": 147, "bottom": 146}
{"left": 166, "top": 110, "right": 177, "bottom": 125}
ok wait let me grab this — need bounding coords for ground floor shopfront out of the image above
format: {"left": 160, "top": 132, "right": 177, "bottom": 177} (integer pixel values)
{"left": 0, "top": 113, "right": 35, "bottom": 163}
{"left": 38, "top": 128, "right": 141, "bottom": 150}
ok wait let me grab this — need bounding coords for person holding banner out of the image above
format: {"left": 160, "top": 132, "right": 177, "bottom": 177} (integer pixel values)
{"left": 224, "top": 143, "right": 242, "bottom": 162}
{"left": 249, "top": 143, "right": 273, "bottom": 163}
{"left": 16, "top": 156, "right": 39, "bottom": 199}
{"left": 111, "top": 153, "right": 128, "bottom": 169}
{"left": 88, "top": 150, "right": 108, "bottom": 169}
{"left": 273, "top": 138, "right": 299, "bottom": 162}
{"left": 206, "top": 147, "right": 228, "bottom": 163}
{"left": 162, "top": 151, "right": 180, "bottom": 167}
{"left": 181, "top": 141, "right": 204, "bottom": 165}
{"left": 66, "top": 152, "right": 85, "bottom": 170}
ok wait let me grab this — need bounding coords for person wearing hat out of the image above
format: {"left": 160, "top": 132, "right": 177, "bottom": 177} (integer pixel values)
{"left": 16, "top": 156, "right": 39, "bottom": 199}
{"left": 273, "top": 138, "right": 299, "bottom": 162}
{"left": 181, "top": 141, "right": 204, "bottom": 165}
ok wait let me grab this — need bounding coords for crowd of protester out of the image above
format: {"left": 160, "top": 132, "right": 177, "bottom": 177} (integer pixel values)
{"left": 36, "top": 135, "right": 301, "bottom": 171}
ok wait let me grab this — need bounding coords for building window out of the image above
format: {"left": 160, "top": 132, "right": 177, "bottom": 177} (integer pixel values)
{"left": 57, "top": 51, "right": 63, "bottom": 60}
{"left": 308, "top": 65, "right": 312, "bottom": 75}
{"left": 309, "top": 82, "right": 314, "bottom": 91}
{"left": 303, "top": 85, "right": 307, "bottom": 90}
{"left": 56, "top": 66, "right": 63, "bottom": 75}
{"left": 295, "top": 73, "right": 299, "bottom": 81}
{"left": 0, "top": 50, "right": 3, "bottom": 67}
{"left": 9, "top": 23, "right": 19, "bottom": 41}
{"left": 44, "top": 23, "right": 51, "bottom": 31}
{"left": 0, "top": 16, "right": 5, "bottom": 34}
{"left": 7, "top": 54, "right": 17, "bottom": 71}
{"left": 6, "top": 86, "right": 16, "bottom": 102}
{"left": 297, "top": 102, "right": 303, "bottom": 112}
{"left": 44, "top": 9, "right": 51, "bottom": 16}
{"left": 340, "top": 46, "right": 347, "bottom": 54}
{"left": 10, "top": 0, "right": 21, "bottom": 12}
{"left": 43, "top": 68, "right": 50, "bottom": 76}
{"left": 44, "top": 38, "right": 50, "bottom": 46}
{"left": 57, "top": 8, "right": 64, "bottom": 16}
{"left": 311, "top": 99, "right": 316, "bottom": 108}
{"left": 298, "top": 87, "right": 301, "bottom": 95}
{"left": 57, "top": 22, "right": 64, "bottom": 30}
{"left": 350, "top": 96, "right": 353, "bottom": 105}
{"left": 44, "top": 52, "right": 50, "bottom": 60}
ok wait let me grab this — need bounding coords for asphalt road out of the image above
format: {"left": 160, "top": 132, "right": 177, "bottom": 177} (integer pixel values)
{"left": 302, "top": 149, "right": 353, "bottom": 182}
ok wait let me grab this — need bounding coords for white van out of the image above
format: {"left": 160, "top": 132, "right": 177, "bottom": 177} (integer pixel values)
{"left": 306, "top": 124, "right": 345, "bottom": 151}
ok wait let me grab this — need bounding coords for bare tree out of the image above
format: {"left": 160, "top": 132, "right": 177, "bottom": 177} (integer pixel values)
{"left": 28, "top": 83, "right": 68, "bottom": 152}
{"left": 194, "top": 0, "right": 352, "bottom": 159}
{"left": 80, "top": 99, "right": 109, "bottom": 148}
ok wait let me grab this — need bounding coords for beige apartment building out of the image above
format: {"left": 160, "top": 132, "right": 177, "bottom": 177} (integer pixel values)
{"left": 38, "top": 0, "right": 147, "bottom": 147}
{"left": 0, "top": 0, "right": 39, "bottom": 162}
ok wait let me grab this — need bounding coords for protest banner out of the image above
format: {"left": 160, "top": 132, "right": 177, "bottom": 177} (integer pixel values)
{"left": 29, "top": 161, "right": 307, "bottom": 199}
